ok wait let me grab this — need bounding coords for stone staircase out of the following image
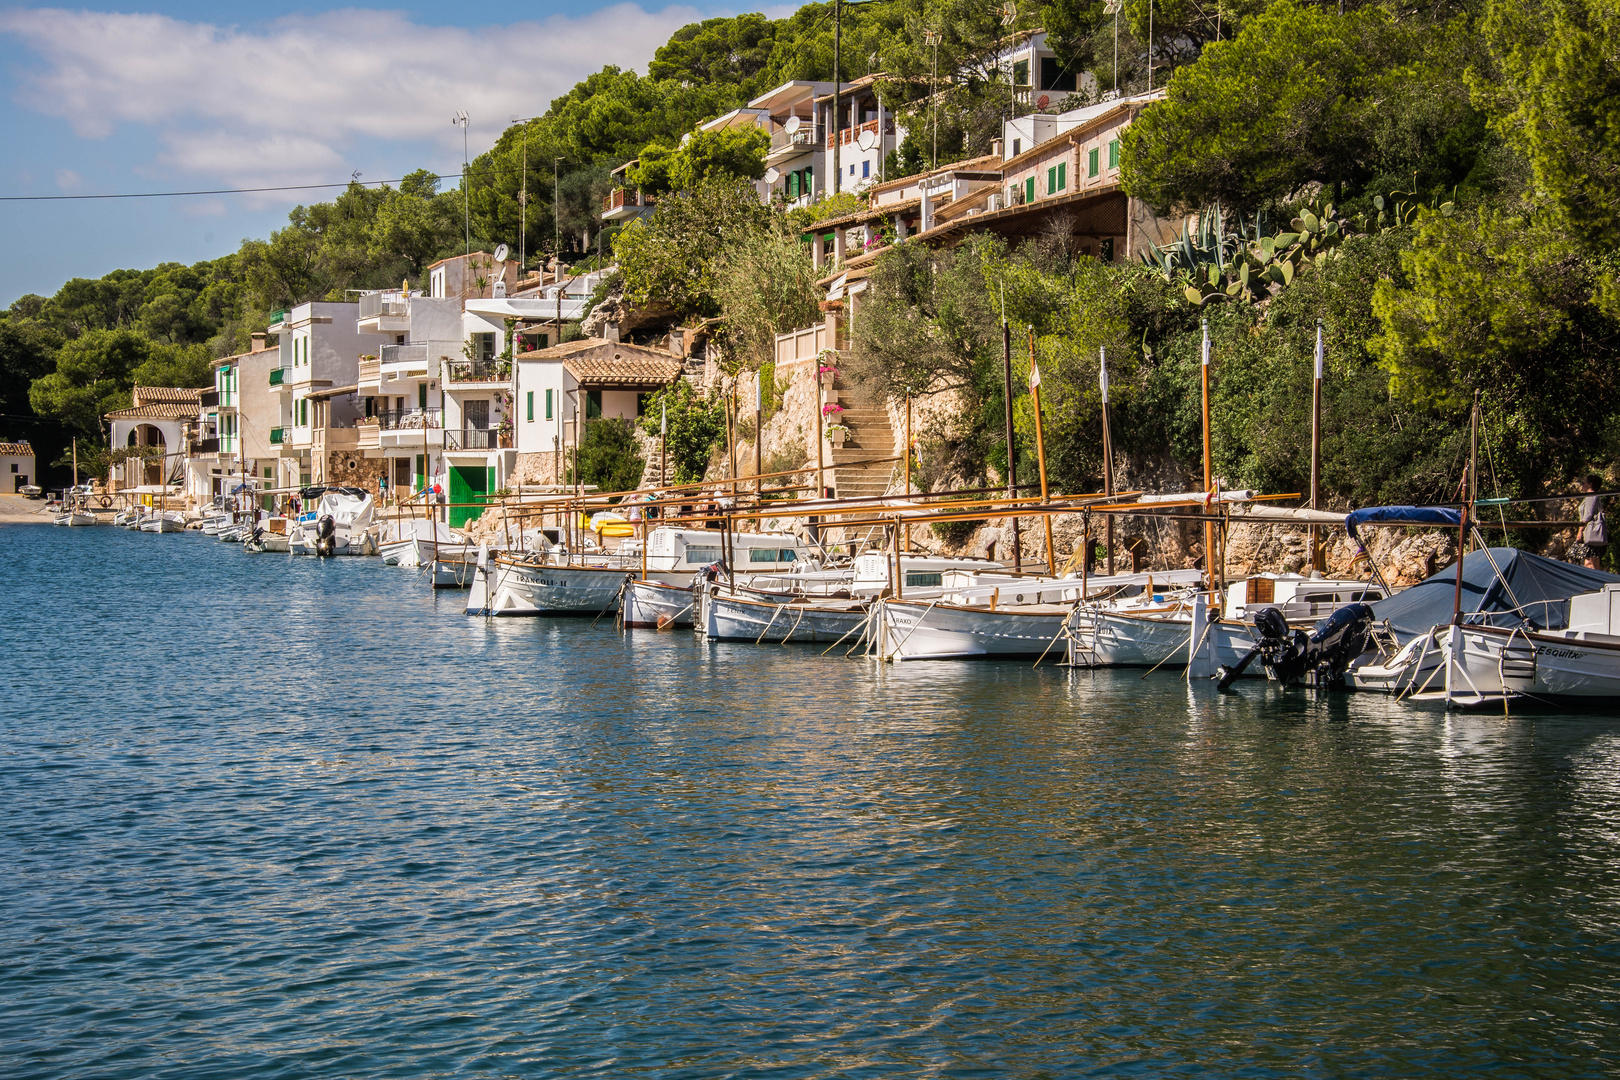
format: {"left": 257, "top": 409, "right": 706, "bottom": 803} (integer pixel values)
{"left": 829, "top": 381, "right": 896, "bottom": 501}
{"left": 636, "top": 432, "right": 674, "bottom": 490}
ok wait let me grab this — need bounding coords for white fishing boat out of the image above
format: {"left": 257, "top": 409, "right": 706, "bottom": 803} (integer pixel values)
{"left": 139, "top": 510, "right": 186, "bottom": 533}
{"left": 877, "top": 595, "right": 1072, "bottom": 660}
{"left": 623, "top": 577, "right": 699, "bottom": 629}
{"left": 380, "top": 519, "right": 469, "bottom": 567}
{"left": 476, "top": 527, "right": 809, "bottom": 619}
{"left": 54, "top": 509, "right": 98, "bottom": 527}
{"left": 699, "top": 586, "right": 870, "bottom": 644}
{"left": 430, "top": 552, "right": 478, "bottom": 589}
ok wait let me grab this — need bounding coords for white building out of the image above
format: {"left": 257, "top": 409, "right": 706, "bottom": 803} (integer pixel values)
{"left": 267, "top": 302, "right": 370, "bottom": 489}
{"left": 2, "top": 441, "right": 35, "bottom": 492}
{"left": 188, "top": 336, "right": 280, "bottom": 505}
{"left": 354, "top": 290, "right": 460, "bottom": 498}
{"left": 747, "top": 81, "right": 835, "bottom": 209}
{"left": 106, "top": 386, "right": 201, "bottom": 490}
{"left": 511, "top": 338, "right": 683, "bottom": 490}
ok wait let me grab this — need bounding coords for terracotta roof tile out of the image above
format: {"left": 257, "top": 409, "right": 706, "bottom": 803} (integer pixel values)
{"left": 565, "top": 353, "right": 683, "bottom": 387}
{"left": 131, "top": 385, "right": 204, "bottom": 406}
{"left": 105, "top": 403, "right": 200, "bottom": 420}
{"left": 0, "top": 443, "right": 34, "bottom": 456}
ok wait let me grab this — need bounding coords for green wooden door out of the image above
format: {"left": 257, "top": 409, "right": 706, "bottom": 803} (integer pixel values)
{"left": 448, "top": 464, "right": 489, "bottom": 527}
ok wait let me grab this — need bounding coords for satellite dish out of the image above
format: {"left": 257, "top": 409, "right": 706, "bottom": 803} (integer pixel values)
{"left": 764, "top": 167, "right": 781, "bottom": 184}
{"left": 783, "top": 115, "right": 802, "bottom": 135}
{"left": 493, "top": 243, "right": 509, "bottom": 263}
{"left": 857, "top": 129, "right": 877, "bottom": 152}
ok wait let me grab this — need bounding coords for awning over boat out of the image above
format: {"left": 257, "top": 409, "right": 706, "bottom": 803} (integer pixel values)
{"left": 1371, "top": 547, "right": 1620, "bottom": 640}
{"left": 1345, "top": 505, "right": 1461, "bottom": 550}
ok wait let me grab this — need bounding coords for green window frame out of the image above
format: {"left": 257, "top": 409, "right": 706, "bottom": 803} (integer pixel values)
{"left": 1089, "top": 148, "right": 1100, "bottom": 178}
{"left": 545, "top": 388, "right": 554, "bottom": 420}
{"left": 586, "top": 389, "right": 603, "bottom": 420}
{"left": 526, "top": 390, "right": 534, "bottom": 422}
{"left": 1108, "top": 139, "right": 1119, "bottom": 169}
{"left": 1025, "top": 176, "right": 1035, "bottom": 204}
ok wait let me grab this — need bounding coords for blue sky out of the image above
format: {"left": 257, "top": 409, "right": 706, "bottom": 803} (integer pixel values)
{"left": 0, "top": 1, "right": 764, "bottom": 307}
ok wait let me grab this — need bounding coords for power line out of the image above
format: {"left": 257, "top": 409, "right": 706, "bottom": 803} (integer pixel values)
{"left": 0, "top": 175, "right": 456, "bottom": 203}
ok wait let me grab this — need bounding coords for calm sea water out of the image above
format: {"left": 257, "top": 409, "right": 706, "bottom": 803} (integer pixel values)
{"left": 4, "top": 523, "right": 1620, "bottom": 1078}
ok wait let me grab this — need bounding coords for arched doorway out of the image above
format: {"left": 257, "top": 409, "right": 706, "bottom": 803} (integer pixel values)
{"left": 134, "top": 424, "right": 166, "bottom": 486}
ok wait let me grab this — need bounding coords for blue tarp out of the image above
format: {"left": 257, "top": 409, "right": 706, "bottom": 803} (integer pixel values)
{"left": 1371, "top": 547, "right": 1620, "bottom": 641}
{"left": 1345, "top": 506, "right": 1462, "bottom": 548}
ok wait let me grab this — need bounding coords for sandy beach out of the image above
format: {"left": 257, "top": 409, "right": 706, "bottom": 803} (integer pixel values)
{"left": 0, "top": 494, "right": 56, "bottom": 526}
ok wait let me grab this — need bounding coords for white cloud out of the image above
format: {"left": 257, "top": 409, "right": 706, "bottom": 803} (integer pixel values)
{"left": 0, "top": 4, "right": 703, "bottom": 187}
{"left": 53, "top": 167, "right": 81, "bottom": 190}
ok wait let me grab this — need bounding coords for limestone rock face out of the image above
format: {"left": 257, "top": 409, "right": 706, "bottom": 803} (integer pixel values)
{"left": 579, "top": 277, "right": 677, "bottom": 340}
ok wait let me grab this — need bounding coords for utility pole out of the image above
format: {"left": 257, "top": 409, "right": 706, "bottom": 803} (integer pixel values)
{"left": 452, "top": 111, "right": 469, "bottom": 257}
{"left": 554, "top": 157, "right": 563, "bottom": 276}
{"left": 924, "top": 29, "right": 941, "bottom": 171}
{"left": 1147, "top": 0, "right": 1154, "bottom": 93}
{"left": 1002, "top": 315, "right": 1020, "bottom": 570}
{"left": 832, "top": 0, "right": 842, "bottom": 194}
{"left": 1106, "top": 0, "right": 1121, "bottom": 95}
{"left": 511, "top": 115, "right": 540, "bottom": 273}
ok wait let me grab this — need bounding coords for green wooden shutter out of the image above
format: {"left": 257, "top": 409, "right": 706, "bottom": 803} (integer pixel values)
{"left": 1089, "top": 148, "right": 1100, "bottom": 177}
{"left": 546, "top": 388, "right": 553, "bottom": 420}
{"left": 1108, "top": 139, "right": 1119, "bottom": 168}
{"left": 1025, "top": 176, "right": 1035, "bottom": 204}
{"left": 418, "top": 383, "right": 428, "bottom": 409}
{"left": 526, "top": 391, "right": 534, "bottom": 422}
{"left": 1057, "top": 162, "right": 1066, "bottom": 190}
{"left": 1046, "top": 166, "right": 1055, "bottom": 194}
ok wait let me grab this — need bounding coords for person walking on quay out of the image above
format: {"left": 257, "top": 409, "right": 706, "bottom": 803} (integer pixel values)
{"left": 1579, "top": 474, "right": 1608, "bottom": 570}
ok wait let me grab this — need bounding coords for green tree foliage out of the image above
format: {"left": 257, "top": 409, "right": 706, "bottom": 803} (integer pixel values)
{"left": 627, "top": 127, "right": 770, "bottom": 196}
{"left": 1473, "top": 0, "right": 1620, "bottom": 248}
{"left": 613, "top": 177, "right": 770, "bottom": 320}
{"left": 1121, "top": 1, "right": 1381, "bottom": 214}
{"left": 712, "top": 215, "right": 823, "bottom": 372}
{"left": 572, "top": 417, "right": 647, "bottom": 496}
{"left": 639, "top": 379, "right": 728, "bottom": 484}
{"left": 649, "top": 14, "right": 780, "bottom": 93}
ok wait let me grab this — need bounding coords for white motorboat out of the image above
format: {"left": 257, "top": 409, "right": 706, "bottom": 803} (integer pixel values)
{"left": 289, "top": 488, "right": 378, "bottom": 556}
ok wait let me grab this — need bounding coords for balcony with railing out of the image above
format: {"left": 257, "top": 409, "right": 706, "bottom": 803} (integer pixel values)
{"left": 359, "top": 408, "right": 443, "bottom": 449}
{"left": 828, "top": 118, "right": 883, "bottom": 149}
{"left": 446, "top": 359, "right": 509, "bottom": 385}
{"left": 602, "top": 187, "right": 653, "bottom": 221}
{"left": 767, "top": 125, "right": 823, "bottom": 160}
{"left": 380, "top": 343, "right": 431, "bottom": 373}
{"left": 357, "top": 355, "right": 380, "bottom": 388}
{"left": 358, "top": 292, "right": 410, "bottom": 320}
{"left": 444, "top": 427, "right": 509, "bottom": 452}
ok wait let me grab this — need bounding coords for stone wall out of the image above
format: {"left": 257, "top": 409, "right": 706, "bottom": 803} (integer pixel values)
{"left": 325, "top": 450, "right": 386, "bottom": 495}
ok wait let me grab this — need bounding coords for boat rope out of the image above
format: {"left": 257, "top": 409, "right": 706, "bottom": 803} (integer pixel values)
{"left": 884, "top": 599, "right": 941, "bottom": 660}
{"left": 755, "top": 602, "right": 789, "bottom": 644}
{"left": 821, "top": 606, "right": 870, "bottom": 656}
{"left": 1032, "top": 602, "right": 1079, "bottom": 669}
{"left": 779, "top": 605, "right": 810, "bottom": 645}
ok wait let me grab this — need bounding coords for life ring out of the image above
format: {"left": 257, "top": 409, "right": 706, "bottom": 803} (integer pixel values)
{"left": 98, "top": 496, "right": 112, "bottom": 508}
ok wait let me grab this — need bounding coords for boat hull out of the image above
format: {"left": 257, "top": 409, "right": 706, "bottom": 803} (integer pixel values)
{"left": 877, "top": 599, "right": 1069, "bottom": 660}
{"left": 623, "top": 579, "right": 696, "bottom": 629}
{"left": 471, "top": 559, "right": 635, "bottom": 616}
{"left": 701, "top": 588, "right": 869, "bottom": 643}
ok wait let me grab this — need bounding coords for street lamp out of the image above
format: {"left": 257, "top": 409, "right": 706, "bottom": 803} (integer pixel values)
{"left": 511, "top": 114, "right": 541, "bottom": 274}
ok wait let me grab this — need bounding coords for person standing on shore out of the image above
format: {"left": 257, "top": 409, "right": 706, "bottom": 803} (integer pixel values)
{"left": 1580, "top": 474, "right": 1608, "bottom": 570}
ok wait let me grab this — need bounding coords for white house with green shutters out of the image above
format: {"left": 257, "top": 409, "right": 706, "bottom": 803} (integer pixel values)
{"left": 268, "top": 301, "right": 371, "bottom": 490}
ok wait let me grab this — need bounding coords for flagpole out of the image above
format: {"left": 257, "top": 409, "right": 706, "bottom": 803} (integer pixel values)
{"left": 1099, "top": 346, "right": 1116, "bottom": 575}
{"left": 1310, "top": 319, "right": 1324, "bottom": 572}
{"left": 1028, "top": 326, "right": 1055, "bottom": 575}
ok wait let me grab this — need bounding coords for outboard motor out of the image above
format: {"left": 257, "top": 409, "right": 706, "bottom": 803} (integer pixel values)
{"left": 1215, "top": 603, "right": 1376, "bottom": 690}
{"left": 315, "top": 513, "right": 337, "bottom": 557}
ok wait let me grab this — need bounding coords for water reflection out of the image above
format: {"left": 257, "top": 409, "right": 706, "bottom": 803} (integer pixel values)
{"left": 1, "top": 526, "right": 1618, "bottom": 1078}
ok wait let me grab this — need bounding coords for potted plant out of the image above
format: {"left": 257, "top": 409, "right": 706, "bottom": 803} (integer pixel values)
{"left": 818, "top": 363, "right": 840, "bottom": 389}
{"left": 825, "top": 423, "right": 851, "bottom": 448}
